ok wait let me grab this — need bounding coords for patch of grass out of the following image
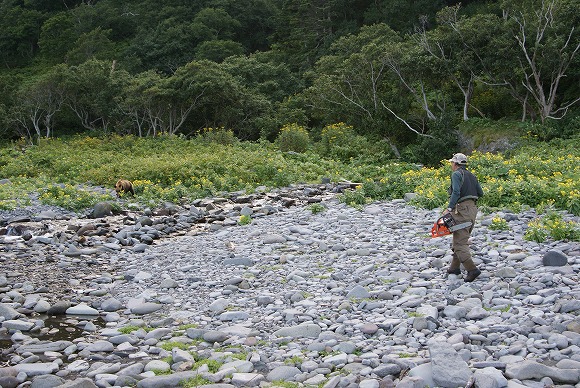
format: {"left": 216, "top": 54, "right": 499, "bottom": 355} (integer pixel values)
{"left": 308, "top": 203, "right": 326, "bottom": 214}
{"left": 151, "top": 368, "right": 171, "bottom": 375}
{"left": 178, "top": 323, "right": 198, "bottom": 330}
{"left": 238, "top": 214, "right": 252, "bottom": 225}
{"left": 180, "top": 375, "right": 213, "bottom": 387}
{"left": 192, "top": 359, "right": 222, "bottom": 373}
{"left": 118, "top": 325, "right": 148, "bottom": 334}
{"left": 271, "top": 382, "right": 300, "bottom": 388}
{"left": 0, "top": 135, "right": 577, "bottom": 216}
{"left": 160, "top": 341, "right": 191, "bottom": 351}
{"left": 284, "top": 355, "right": 303, "bottom": 365}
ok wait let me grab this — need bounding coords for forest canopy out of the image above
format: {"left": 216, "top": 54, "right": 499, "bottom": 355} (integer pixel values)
{"left": 0, "top": 0, "right": 578, "bottom": 163}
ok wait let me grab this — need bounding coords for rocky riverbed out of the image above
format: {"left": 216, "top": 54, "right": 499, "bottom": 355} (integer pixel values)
{"left": 0, "top": 183, "right": 579, "bottom": 388}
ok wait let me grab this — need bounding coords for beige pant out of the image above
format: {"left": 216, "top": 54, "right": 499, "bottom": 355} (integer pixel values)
{"left": 449, "top": 200, "right": 478, "bottom": 271}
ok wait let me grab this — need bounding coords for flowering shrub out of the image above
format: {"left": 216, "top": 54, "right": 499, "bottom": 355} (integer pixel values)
{"left": 489, "top": 216, "right": 509, "bottom": 231}
{"left": 199, "top": 127, "right": 238, "bottom": 145}
{"left": 275, "top": 123, "right": 310, "bottom": 153}
{"left": 524, "top": 211, "right": 579, "bottom": 243}
{"left": 39, "top": 184, "right": 116, "bottom": 211}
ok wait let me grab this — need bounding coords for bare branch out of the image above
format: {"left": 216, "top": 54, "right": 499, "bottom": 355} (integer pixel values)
{"left": 381, "top": 101, "right": 434, "bottom": 138}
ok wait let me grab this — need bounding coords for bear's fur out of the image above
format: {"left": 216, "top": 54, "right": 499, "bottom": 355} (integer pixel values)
{"left": 115, "top": 179, "right": 134, "bottom": 196}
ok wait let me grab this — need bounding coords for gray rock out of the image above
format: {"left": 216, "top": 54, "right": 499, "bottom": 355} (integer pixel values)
{"left": 100, "top": 298, "right": 123, "bottom": 312}
{"left": 263, "top": 234, "right": 287, "bottom": 244}
{"left": 346, "top": 285, "right": 371, "bottom": 299}
{"left": 13, "top": 362, "right": 59, "bottom": 377}
{"left": 66, "top": 304, "right": 99, "bottom": 316}
{"left": 473, "top": 367, "right": 508, "bottom": 388}
{"left": 136, "top": 371, "right": 201, "bottom": 388}
{"left": 542, "top": 250, "right": 568, "bottom": 266}
{"left": 16, "top": 341, "right": 74, "bottom": 354}
{"left": 0, "top": 304, "right": 22, "bottom": 320}
{"left": 31, "top": 375, "right": 66, "bottom": 388}
{"left": 131, "top": 302, "right": 163, "bottom": 315}
{"left": 504, "top": 360, "right": 580, "bottom": 383}
{"left": 266, "top": 366, "right": 301, "bottom": 382}
{"left": 2, "top": 319, "right": 35, "bottom": 331}
{"left": 46, "top": 301, "right": 71, "bottom": 315}
{"left": 230, "top": 372, "right": 265, "bottom": 386}
{"left": 203, "top": 330, "right": 229, "bottom": 343}
{"left": 91, "top": 202, "right": 113, "bottom": 218}
{"left": 429, "top": 341, "right": 473, "bottom": 388}
{"left": 273, "top": 323, "right": 321, "bottom": 338}
{"left": 223, "top": 257, "right": 254, "bottom": 266}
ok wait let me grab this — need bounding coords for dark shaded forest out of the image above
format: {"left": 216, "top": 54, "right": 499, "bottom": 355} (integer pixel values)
{"left": 0, "top": 0, "right": 578, "bottom": 163}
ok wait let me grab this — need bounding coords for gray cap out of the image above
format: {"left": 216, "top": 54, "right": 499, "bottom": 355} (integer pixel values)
{"left": 448, "top": 153, "right": 467, "bottom": 164}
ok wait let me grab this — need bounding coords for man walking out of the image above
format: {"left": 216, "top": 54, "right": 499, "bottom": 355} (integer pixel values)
{"left": 444, "top": 153, "right": 484, "bottom": 282}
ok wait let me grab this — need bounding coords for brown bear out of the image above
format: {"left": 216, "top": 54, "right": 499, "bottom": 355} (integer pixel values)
{"left": 115, "top": 179, "right": 135, "bottom": 196}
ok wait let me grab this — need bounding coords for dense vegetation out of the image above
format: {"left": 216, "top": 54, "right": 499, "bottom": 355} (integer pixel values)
{"left": 0, "top": 133, "right": 577, "bottom": 215}
{"left": 0, "top": 0, "right": 578, "bottom": 165}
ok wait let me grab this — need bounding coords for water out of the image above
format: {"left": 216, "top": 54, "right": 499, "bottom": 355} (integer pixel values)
{"left": 0, "top": 314, "right": 104, "bottom": 361}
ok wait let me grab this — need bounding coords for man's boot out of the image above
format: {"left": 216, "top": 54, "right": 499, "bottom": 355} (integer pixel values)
{"left": 465, "top": 269, "right": 481, "bottom": 282}
{"left": 447, "top": 268, "right": 461, "bottom": 275}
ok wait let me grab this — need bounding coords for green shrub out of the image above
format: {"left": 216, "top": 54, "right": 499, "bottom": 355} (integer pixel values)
{"left": 39, "top": 184, "right": 116, "bottom": 211}
{"left": 308, "top": 203, "right": 326, "bottom": 214}
{"left": 199, "top": 127, "right": 238, "bottom": 145}
{"left": 524, "top": 212, "right": 579, "bottom": 243}
{"left": 317, "top": 122, "right": 370, "bottom": 162}
{"left": 238, "top": 214, "right": 252, "bottom": 225}
{"left": 338, "top": 186, "right": 368, "bottom": 209}
{"left": 489, "top": 216, "right": 509, "bottom": 231}
{"left": 275, "top": 123, "right": 310, "bottom": 153}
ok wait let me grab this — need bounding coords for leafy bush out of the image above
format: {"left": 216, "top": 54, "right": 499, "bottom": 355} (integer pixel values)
{"left": 275, "top": 123, "right": 310, "bottom": 153}
{"left": 308, "top": 203, "right": 326, "bottom": 214}
{"left": 39, "top": 184, "right": 116, "bottom": 211}
{"left": 238, "top": 214, "right": 252, "bottom": 225}
{"left": 198, "top": 127, "right": 238, "bottom": 145}
{"left": 489, "top": 216, "right": 509, "bottom": 231}
{"left": 524, "top": 214, "right": 579, "bottom": 243}
{"left": 317, "top": 122, "right": 372, "bottom": 162}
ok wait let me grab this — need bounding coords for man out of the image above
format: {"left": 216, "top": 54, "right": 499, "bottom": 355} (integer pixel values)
{"left": 444, "top": 153, "right": 484, "bottom": 282}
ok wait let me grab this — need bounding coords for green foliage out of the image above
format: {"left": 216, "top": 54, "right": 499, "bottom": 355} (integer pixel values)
{"left": 238, "top": 214, "right": 252, "bottom": 225}
{"left": 39, "top": 184, "right": 117, "bottom": 211}
{"left": 318, "top": 123, "right": 371, "bottom": 162}
{"left": 524, "top": 211, "right": 579, "bottom": 243}
{"left": 159, "top": 341, "right": 191, "bottom": 351}
{"left": 338, "top": 186, "right": 368, "bottom": 209}
{"left": 117, "top": 325, "right": 140, "bottom": 334}
{"left": 489, "top": 216, "right": 509, "bottom": 231}
{"left": 151, "top": 368, "right": 171, "bottom": 376}
{"left": 198, "top": 127, "right": 238, "bottom": 145}
{"left": 308, "top": 203, "right": 326, "bottom": 214}
{"left": 180, "top": 376, "right": 214, "bottom": 388}
{"left": 275, "top": 123, "right": 310, "bottom": 153}
{"left": 192, "top": 359, "right": 222, "bottom": 373}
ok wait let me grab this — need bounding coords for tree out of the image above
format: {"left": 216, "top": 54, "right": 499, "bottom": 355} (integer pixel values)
{"left": 61, "top": 59, "right": 122, "bottom": 132}
{"left": 0, "top": 5, "right": 44, "bottom": 67}
{"left": 38, "top": 13, "right": 77, "bottom": 63}
{"left": 11, "top": 67, "right": 66, "bottom": 139}
{"left": 307, "top": 24, "right": 444, "bottom": 156}
{"left": 65, "top": 27, "right": 116, "bottom": 65}
{"left": 502, "top": 0, "right": 580, "bottom": 122}
{"left": 417, "top": 6, "right": 506, "bottom": 120}
{"left": 194, "top": 40, "right": 245, "bottom": 62}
